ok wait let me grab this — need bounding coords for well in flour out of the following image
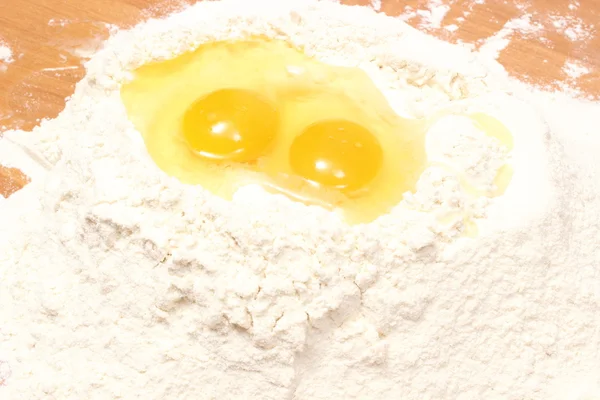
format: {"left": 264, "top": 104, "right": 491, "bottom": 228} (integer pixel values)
{"left": 120, "top": 37, "right": 432, "bottom": 224}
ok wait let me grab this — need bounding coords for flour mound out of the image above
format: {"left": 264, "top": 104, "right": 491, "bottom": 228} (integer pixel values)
{"left": 1, "top": 1, "right": 599, "bottom": 399}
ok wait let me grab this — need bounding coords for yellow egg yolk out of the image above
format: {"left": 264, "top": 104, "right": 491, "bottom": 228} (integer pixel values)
{"left": 182, "top": 89, "right": 279, "bottom": 162}
{"left": 289, "top": 120, "right": 383, "bottom": 194}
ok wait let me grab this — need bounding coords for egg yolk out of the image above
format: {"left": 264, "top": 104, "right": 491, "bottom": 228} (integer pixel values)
{"left": 289, "top": 120, "right": 383, "bottom": 193}
{"left": 182, "top": 88, "right": 279, "bottom": 162}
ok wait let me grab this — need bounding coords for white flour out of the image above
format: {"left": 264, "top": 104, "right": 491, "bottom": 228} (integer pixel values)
{"left": 549, "top": 14, "right": 595, "bottom": 42}
{"left": 415, "top": 0, "right": 450, "bottom": 29}
{"left": 478, "top": 14, "right": 544, "bottom": 59}
{"left": 1, "top": 0, "right": 600, "bottom": 399}
{"left": 370, "top": 0, "right": 381, "bottom": 12}
{"left": 0, "top": 39, "right": 13, "bottom": 73}
{"left": 564, "top": 59, "right": 591, "bottom": 79}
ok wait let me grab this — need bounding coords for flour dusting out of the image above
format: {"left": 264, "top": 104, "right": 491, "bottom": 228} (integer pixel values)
{"left": 416, "top": 0, "right": 450, "bottom": 29}
{"left": 396, "top": 0, "right": 450, "bottom": 30}
{"left": 1, "top": 0, "right": 600, "bottom": 399}
{"left": 0, "top": 39, "right": 13, "bottom": 72}
{"left": 550, "top": 14, "right": 595, "bottom": 41}
{"left": 564, "top": 59, "right": 590, "bottom": 79}
{"left": 478, "top": 14, "right": 544, "bottom": 58}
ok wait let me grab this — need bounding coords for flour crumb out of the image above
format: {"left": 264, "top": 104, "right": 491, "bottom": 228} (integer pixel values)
{"left": 479, "top": 14, "right": 543, "bottom": 58}
{"left": 549, "top": 15, "right": 594, "bottom": 41}
{"left": 370, "top": 0, "right": 381, "bottom": 12}
{"left": 0, "top": 39, "right": 13, "bottom": 72}
{"left": 416, "top": 0, "right": 450, "bottom": 29}
{"left": 563, "top": 59, "right": 590, "bottom": 79}
{"left": 568, "top": 1, "right": 580, "bottom": 11}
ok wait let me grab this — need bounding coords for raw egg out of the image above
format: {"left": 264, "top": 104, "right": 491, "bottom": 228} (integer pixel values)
{"left": 121, "top": 38, "right": 511, "bottom": 224}
{"left": 121, "top": 38, "right": 427, "bottom": 223}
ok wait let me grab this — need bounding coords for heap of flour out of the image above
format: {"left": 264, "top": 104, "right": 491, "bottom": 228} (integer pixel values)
{"left": 1, "top": 1, "right": 600, "bottom": 399}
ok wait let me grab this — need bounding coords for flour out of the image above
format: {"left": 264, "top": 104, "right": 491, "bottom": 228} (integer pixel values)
{"left": 416, "top": 0, "right": 450, "bottom": 29}
{"left": 478, "top": 14, "right": 544, "bottom": 59}
{"left": 397, "top": 0, "right": 450, "bottom": 30}
{"left": 0, "top": 39, "right": 13, "bottom": 72}
{"left": 564, "top": 59, "right": 590, "bottom": 79}
{"left": 549, "top": 14, "right": 594, "bottom": 42}
{"left": 1, "top": 0, "right": 600, "bottom": 399}
{"left": 369, "top": 0, "right": 381, "bottom": 12}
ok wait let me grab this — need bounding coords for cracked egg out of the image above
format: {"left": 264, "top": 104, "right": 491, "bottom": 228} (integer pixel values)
{"left": 121, "top": 38, "right": 505, "bottom": 224}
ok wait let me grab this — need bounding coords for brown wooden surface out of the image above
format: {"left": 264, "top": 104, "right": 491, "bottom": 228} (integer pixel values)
{"left": 0, "top": 0, "right": 599, "bottom": 197}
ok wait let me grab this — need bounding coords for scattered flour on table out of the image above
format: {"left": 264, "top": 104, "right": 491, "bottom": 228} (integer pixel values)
{"left": 402, "top": 0, "right": 595, "bottom": 44}
{"left": 414, "top": 0, "right": 451, "bottom": 29}
{"left": 0, "top": 39, "right": 13, "bottom": 73}
{"left": 564, "top": 59, "right": 591, "bottom": 79}
{"left": 398, "top": 0, "right": 595, "bottom": 98}
{"left": 549, "top": 14, "right": 595, "bottom": 42}
{"left": 478, "top": 14, "right": 544, "bottom": 58}
{"left": 1, "top": 1, "right": 600, "bottom": 399}
{"left": 396, "top": 0, "right": 451, "bottom": 30}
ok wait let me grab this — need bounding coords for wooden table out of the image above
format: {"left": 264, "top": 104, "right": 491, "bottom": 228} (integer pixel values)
{"left": 1, "top": 0, "right": 599, "bottom": 197}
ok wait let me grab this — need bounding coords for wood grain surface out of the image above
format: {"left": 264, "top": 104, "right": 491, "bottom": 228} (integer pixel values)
{"left": 0, "top": 0, "right": 599, "bottom": 197}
